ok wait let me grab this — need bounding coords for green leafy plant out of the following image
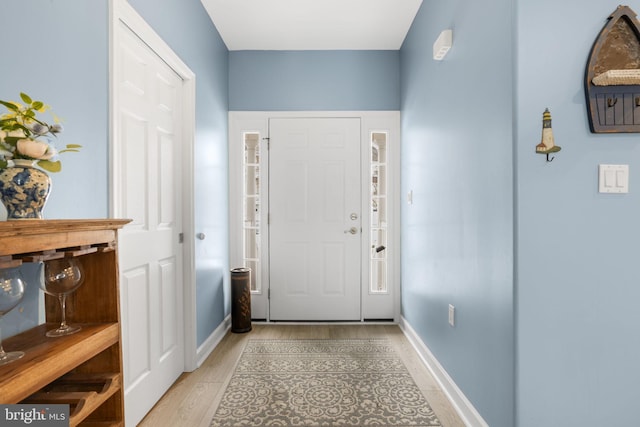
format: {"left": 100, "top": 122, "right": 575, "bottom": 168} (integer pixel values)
{"left": 0, "top": 92, "right": 81, "bottom": 172}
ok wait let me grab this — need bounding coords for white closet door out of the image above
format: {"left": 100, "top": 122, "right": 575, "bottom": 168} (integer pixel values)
{"left": 114, "top": 17, "right": 184, "bottom": 426}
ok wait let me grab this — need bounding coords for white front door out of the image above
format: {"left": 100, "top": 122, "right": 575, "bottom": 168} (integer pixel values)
{"left": 113, "top": 13, "right": 185, "bottom": 426}
{"left": 269, "top": 118, "right": 361, "bottom": 321}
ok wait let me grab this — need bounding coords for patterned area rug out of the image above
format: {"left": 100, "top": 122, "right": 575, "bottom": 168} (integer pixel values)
{"left": 210, "top": 339, "right": 442, "bottom": 426}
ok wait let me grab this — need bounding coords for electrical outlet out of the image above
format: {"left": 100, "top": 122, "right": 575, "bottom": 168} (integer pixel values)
{"left": 448, "top": 304, "right": 455, "bottom": 327}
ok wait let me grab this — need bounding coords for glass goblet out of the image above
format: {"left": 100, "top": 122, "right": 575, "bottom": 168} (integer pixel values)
{"left": 41, "top": 258, "right": 84, "bottom": 337}
{"left": 0, "top": 267, "right": 26, "bottom": 365}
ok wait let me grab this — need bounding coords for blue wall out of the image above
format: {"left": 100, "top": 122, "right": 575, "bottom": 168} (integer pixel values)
{"left": 400, "top": 0, "right": 515, "bottom": 426}
{"left": 403, "top": 0, "right": 640, "bottom": 426}
{"left": 1, "top": 0, "right": 230, "bottom": 348}
{"left": 516, "top": 1, "right": 640, "bottom": 425}
{"left": 0, "top": 0, "right": 110, "bottom": 220}
{"left": 229, "top": 50, "right": 400, "bottom": 110}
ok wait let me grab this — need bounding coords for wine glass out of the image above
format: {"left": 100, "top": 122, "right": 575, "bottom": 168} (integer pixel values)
{"left": 0, "top": 267, "right": 26, "bottom": 365}
{"left": 41, "top": 258, "right": 84, "bottom": 337}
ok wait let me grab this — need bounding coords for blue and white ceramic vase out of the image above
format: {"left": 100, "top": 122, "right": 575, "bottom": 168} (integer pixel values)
{"left": 0, "top": 160, "right": 51, "bottom": 220}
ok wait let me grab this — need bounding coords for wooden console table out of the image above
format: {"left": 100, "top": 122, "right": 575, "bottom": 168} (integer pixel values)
{"left": 0, "top": 219, "right": 130, "bottom": 427}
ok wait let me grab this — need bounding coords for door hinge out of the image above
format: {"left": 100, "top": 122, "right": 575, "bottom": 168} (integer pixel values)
{"left": 263, "top": 137, "right": 270, "bottom": 149}
{"left": 268, "top": 288, "right": 270, "bottom": 300}
{"left": 179, "top": 232, "right": 184, "bottom": 244}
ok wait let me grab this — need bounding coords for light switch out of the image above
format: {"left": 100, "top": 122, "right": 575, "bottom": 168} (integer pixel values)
{"left": 604, "top": 170, "right": 615, "bottom": 187}
{"left": 599, "top": 164, "right": 629, "bottom": 193}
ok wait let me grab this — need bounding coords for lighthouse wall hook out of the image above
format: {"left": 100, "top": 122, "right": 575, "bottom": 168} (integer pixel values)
{"left": 535, "top": 108, "right": 561, "bottom": 162}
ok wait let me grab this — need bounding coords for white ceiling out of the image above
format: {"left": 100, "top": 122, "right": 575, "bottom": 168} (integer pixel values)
{"left": 200, "top": 0, "right": 424, "bottom": 51}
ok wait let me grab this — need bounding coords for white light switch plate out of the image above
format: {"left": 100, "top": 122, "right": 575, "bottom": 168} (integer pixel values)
{"left": 599, "top": 164, "right": 629, "bottom": 193}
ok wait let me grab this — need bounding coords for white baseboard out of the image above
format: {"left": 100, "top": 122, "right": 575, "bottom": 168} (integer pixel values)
{"left": 399, "top": 317, "right": 488, "bottom": 427}
{"left": 196, "top": 315, "right": 231, "bottom": 368}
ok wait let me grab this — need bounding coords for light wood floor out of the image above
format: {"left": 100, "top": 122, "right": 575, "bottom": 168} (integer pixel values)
{"left": 139, "top": 324, "right": 465, "bottom": 427}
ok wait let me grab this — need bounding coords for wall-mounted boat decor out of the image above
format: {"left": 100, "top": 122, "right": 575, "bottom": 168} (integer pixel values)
{"left": 586, "top": 5, "right": 640, "bottom": 133}
{"left": 536, "top": 108, "right": 561, "bottom": 162}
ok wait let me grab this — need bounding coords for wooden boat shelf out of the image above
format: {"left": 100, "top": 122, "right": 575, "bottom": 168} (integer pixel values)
{"left": 586, "top": 5, "right": 640, "bottom": 133}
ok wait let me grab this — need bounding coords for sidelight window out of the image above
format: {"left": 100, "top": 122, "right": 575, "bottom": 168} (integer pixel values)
{"left": 370, "top": 132, "right": 388, "bottom": 293}
{"left": 243, "top": 132, "right": 261, "bottom": 292}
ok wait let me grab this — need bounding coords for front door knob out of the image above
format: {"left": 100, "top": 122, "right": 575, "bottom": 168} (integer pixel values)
{"left": 344, "top": 227, "right": 358, "bottom": 235}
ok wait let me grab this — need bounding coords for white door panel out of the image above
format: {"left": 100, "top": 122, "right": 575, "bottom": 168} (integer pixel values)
{"left": 120, "top": 267, "right": 150, "bottom": 386}
{"left": 115, "top": 19, "right": 184, "bottom": 426}
{"left": 269, "top": 118, "right": 361, "bottom": 321}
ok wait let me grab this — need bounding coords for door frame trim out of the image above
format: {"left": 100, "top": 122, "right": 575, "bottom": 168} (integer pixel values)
{"left": 109, "top": 0, "right": 197, "bottom": 375}
{"left": 228, "top": 111, "right": 400, "bottom": 322}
